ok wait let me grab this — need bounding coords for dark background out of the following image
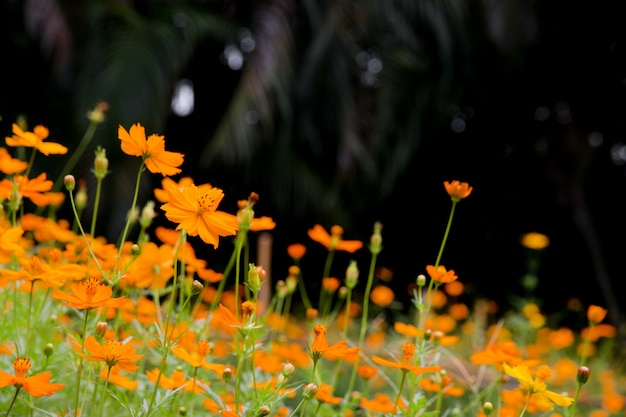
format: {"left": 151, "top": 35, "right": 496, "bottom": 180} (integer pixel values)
{"left": 1, "top": 0, "right": 625, "bottom": 329}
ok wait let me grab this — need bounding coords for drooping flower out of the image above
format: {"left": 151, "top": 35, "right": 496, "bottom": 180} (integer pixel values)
{"left": 118, "top": 123, "right": 184, "bottom": 176}
{"left": 502, "top": 362, "right": 574, "bottom": 409}
{"left": 5, "top": 123, "right": 68, "bottom": 155}
{"left": 426, "top": 265, "right": 458, "bottom": 284}
{"left": 52, "top": 277, "right": 126, "bottom": 310}
{"left": 79, "top": 336, "right": 144, "bottom": 372}
{"left": 0, "top": 357, "right": 64, "bottom": 396}
{"left": 307, "top": 224, "right": 363, "bottom": 253}
{"left": 160, "top": 181, "right": 238, "bottom": 248}
{"left": 443, "top": 180, "right": 472, "bottom": 202}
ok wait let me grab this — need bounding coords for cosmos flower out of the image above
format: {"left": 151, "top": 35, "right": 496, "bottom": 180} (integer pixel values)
{"left": 5, "top": 124, "right": 68, "bottom": 155}
{"left": 307, "top": 224, "right": 363, "bottom": 253}
{"left": 118, "top": 123, "right": 184, "bottom": 176}
{"left": 0, "top": 357, "right": 64, "bottom": 397}
{"left": 502, "top": 362, "right": 574, "bottom": 409}
{"left": 443, "top": 180, "right": 472, "bottom": 202}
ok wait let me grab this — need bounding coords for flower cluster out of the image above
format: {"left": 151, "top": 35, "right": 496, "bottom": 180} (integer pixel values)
{"left": 0, "top": 110, "right": 622, "bottom": 417}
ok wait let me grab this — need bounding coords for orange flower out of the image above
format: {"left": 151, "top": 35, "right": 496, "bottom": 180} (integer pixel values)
{"left": 371, "top": 343, "right": 442, "bottom": 376}
{"left": 520, "top": 232, "right": 550, "bottom": 250}
{"left": 52, "top": 277, "right": 126, "bottom": 310}
{"left": 321, "top": 277, "right": 341, "bottom": 292}
{"left": 426, "top": 265, "right": 458, "bottom": 283}
{"left": 307, "top": 224, "right": 363, "bottom": 253}
{"left": 171, "top": 338, "right": 226, "bottom": 375}
{"left": 145, "top": 368, "right": 206, "bottom": 393}
{"left": 5, "top": 123, "right": 68, "bottom": 155}
{"left": 470, "top": 340, "right": 539, "bottom": 370}
{"left": 360, "top": 393, "right": 405, "bottom": 413}
{"left": 0, "top": 147, "right": 27, "bottom": 174}
{"left": 443, "top": 180, "right": 472, "bottom": 202}
{"left": 287, "top": 243, "right": 306, "bottom": 260}
{"left": 357, "top": 364, "right": 378, "bottom": 380}
{"left": 0, "top": 224, "right": 25, "bottom": 264}
{"left": 310, "top": 324, "right": 359, "bottom": 361}
{"left": 0, "top": 173, "right": 54, "bottom": 206}
{"left": 118, "top": 123, "right": 184, "bottom": 176}
{"left": 0, "top": 357, "right": 64, "bottom": 397}
{"left": 370, "top": 285, "right": 395, "bottom": 307}
{"left": 315, "top": 383, "right": 342, "bottom": 404}
{"left": 160, "top": 181, "right": 238, "bottom": 248}
{"left": 122, "top": 242, "right": 175, "bottom": 289}
{"left": 99, "top": 365, "right": 138, "bottom": 390}
{"left": 419, "top": 374, "right": 464, "bottom": 396}
{"left": 80, "top": 336, "right": 144, "bottom": 372}
{"left": 587, "top": 304, "right": 608, "bottom": 325}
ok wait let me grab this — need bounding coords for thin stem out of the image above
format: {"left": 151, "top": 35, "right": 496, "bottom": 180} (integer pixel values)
{"left": 434, "top": 201, "right": 457, "bottom": 267}
{"left": 97, "top": 366, "right": 112, "bottom": 417}
{"left": 113, "top": 164, "right": 144, "bottom": 274}
{"left": 5, "top": 387, "right": 21, "bottom": 417}
{"left": 90, "top": 176, "right": 104, "bottom": 237}
{"left": 518, "top": 391, "right": 532, "bottom": 417}
{"left": 568, "top": 383, "right": 583, "bottom": 417}
{"left": 393, "top": 371, "right": 408, "bottom": 413}
{"left": 73, "top": 310, "right": 90, "bottom": 416}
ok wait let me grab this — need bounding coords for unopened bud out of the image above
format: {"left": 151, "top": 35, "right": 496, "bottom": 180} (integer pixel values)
{"left": 345, "top": 260, "right": 359, "bottom": 289}
{"left": 577, "top": 366, "right": 590, "bottom": 385}
{"left": 75, "top": 181, "right": 88, "bottom": 211}
{"left": 64, "top": 175, "right": 75, "bottom": 191}
{"left": 256, "top": 405, "right": 271, "bottom": 417}
{"left": 303, "top": 383, "right": 318, "bottom": 400}
{"left": 178, "top": 406, "right": 187, "bottom": 416}
{"left": 192, "top": 280, "right": 204, "bottom": 295}
{"left": 416, "top": 274, "right": 426, "bottom": 287}
{"left": 483, "top": 402, "right": 493, "bottom": 416}
{"left": 139, "top": 201, "right": 156, "bottom": 228}
{"left": 95, "top": 321, "right": 108, "bottom": 337}
{"left": 93, "top": 146, "right": 109, "bottom": 180}
{"left": 369, "top": 222, "right": 383, "bottom": 255}
{"left": 282, "top": 362, "right": 295, "bottom": 377}
{"left": 44, "top": 343, "right": 54, "bottom": 357}
{"left": 223, "top": 367, "right": 232, "bottom": 382}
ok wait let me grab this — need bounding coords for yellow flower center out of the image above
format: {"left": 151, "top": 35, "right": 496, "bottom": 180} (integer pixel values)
{"left": 28, "top": 256, "right": 45, "bottom": 275}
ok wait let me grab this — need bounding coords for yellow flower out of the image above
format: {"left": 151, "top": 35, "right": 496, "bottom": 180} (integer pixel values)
{"left": 160, "top": 181, "right": 238, "bottom": 248}
{"left": 5, "top": 123, "right": 68, "bottom": 155}
{"left": 118, "top": 123, "right": 184, "bottom": 176}
{"left": 520, "top": 232, "right": 550, "bottom": 250}
{"left": 502, "top": 363, "right": 574, "bottom": 409}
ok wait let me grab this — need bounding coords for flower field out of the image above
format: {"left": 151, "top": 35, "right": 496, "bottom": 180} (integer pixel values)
{"left": 0, "top": 106, "right": 623, "bottom": 417}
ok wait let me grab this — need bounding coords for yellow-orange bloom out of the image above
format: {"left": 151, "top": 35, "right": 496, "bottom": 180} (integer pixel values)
{"left": 80, "top": 336, "right": 144, "bottom": 372}
{"left": 287, "top": 243, "right": 306, "bottom": 259}
{"left": 360, "top": 393, "right": 405, "bottom": 413}
{"left": 587, "top": 304, "right": 608, "bottom": 325}
{"left": 443, "top": 180, "right": 472, "bottom": 202}
{"left": 307, "top": 224, "right": 363, "bottom": 253}
{"left": 0, "top": 147, "right": 28, "bottom": 174}
{"left": 370, "top": 285, "right": 395, "bottom": 307}
{"left": 52, "top": 277, "right": 126, "bottom": 310}
{"left": 315, "top": 383, "right": 343, "bottom": 404}
{"left": 0, "top": 357, "right": 64, "bottom": 397}
{"left": 310, "top": 324, "right": 359, "bottom": 361}
{"left": 520, "top": 232, "right": 550, "bottom": 250}
{"left": 160, "top": 181, "right": 238, "bottom": 248}
{"left": 426, "top": 265, "right": 458, "bottom": 283}
{"left": 0, "top": 173, "right": 54, "bottom": 206}
{"left": 5, "top": 123, "right": 68, "bottom": 155}
{"left": 118, "top": 123, "right": 184, "bottom": 176}
{"left": 502, "top": 363, "right": 574, "bottom": 409}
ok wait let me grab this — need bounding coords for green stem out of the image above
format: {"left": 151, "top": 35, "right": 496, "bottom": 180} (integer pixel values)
{"left": 5, "top": 387, "right": 21, "bottom": 417}
{"left": 52, "top": 120, "right": 100, "bottom": 192}
{"left": 434, "top": 201, "right": 457, "bottom": 267}
{"left": 393, "top": 371, "right": 408, "bottom": 413}
{"left": 113, "top": 164, "right": 144, "bottom": 274}
{"left": 518, "top": 391, "right": 532, "bottom": 417}
{"left": 73, "top": 310, "right": 90, "bottom": 416}
{"left": 97, "top": 366, "right": 112, "bottom": 417}
{"left": 90, "top": 176, "right": 104, "bottom": 237}
{"left": 568, "top": 383, "right": 583, "bottom": 417}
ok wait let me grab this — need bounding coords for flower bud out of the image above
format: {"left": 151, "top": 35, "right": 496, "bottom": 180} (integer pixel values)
{"left": 577, "top": 366, "right": 590, "bottom": 385}
{"left": 87, "top": 101, "right": 109, "bottom": 123}
{"left": 369, "top": 222, "right": 383, "bottom": 255}
{"left": 139, "top": 201, "right": 156, "bottom": 229}
{"left": 64, "top": 175, "right": 76, "bottom": 191}
{"left": 416, "top": 274, "right": 426, "bottom": 287}
{"left": 483, "top": 402, "right": 493, "bottom": 416}
{"left": 345, "top": 260, "right": 359, "bottom": 289}
{"left": 303, "top": 383, "right": 319, "bottom": 400}
{"left": 95, "top": 321, "right": 108, "bottom": 338}
{"left": 223, "top": 367, "right": 232, "bottom": 383}
{"left": 282, "top": 362, "right": 295, "bottom": 377}
{"left": 93, "top": 146, "right": 109, "bottom": 180}
{"left": 75, "top": 180, "right": 88, "bottom": 211}
{"left": 248, "top": 264, "right": 263, "bottom": 292}
{"left": 178, "top": 406, "right": 187, "bottom": 416}
{"left": 192, "top": 280, "right": 204, "bottom": 295}
{"left": 256, "top": 405, "right": 271, "bottom": 417}
{"left": 44, "top": 343, "right": 54, "bottom": 357}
